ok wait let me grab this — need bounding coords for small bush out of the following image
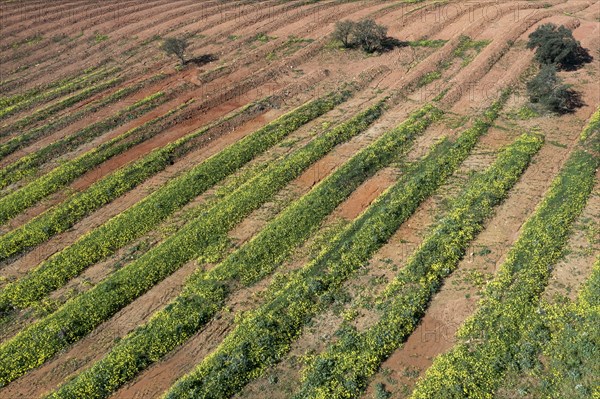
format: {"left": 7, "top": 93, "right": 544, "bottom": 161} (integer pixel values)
{"left": 527, "top": 23, "right": 592, "bottom": 70}
{"left": 93, "top": 33, "right": 109, "bottom": 43}
{"left": 374, "top": 382, "right": 392, "bottom": 399}
{"left": 253, "top": 32, "right": 274, "bottom": 43}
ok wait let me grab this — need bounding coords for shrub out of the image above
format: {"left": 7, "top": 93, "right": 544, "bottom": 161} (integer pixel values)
{"left": 527, "top": 64, "right": 582, "bottom": 114}
{"left": 527, "top": 23, "right": 592, "bottom": 70}
{"left": 374, "top": 383, "right": 392, "bottom": 399}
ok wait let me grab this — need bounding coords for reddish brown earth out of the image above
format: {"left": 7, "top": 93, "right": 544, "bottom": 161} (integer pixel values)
{"left": 0, "top": 0, "right": 598, "bottom": 398}
{"left": 362, "top": 9, "right": 600, "bottom": 397}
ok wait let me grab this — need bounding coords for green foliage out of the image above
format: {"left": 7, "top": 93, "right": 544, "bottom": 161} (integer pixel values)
{"left": 45, "top": 103, "right": 442, "bottom": 399}
{"left": 408, "top": 39, "right": 447, "bottom": 48}
{"left": 253, "top": 32, "right": 275, "bottom": 43}
{"left": 295, "top": 133, "right": 543, "bottom": 399}
{"left": 0, "top": 94, "right": 261, "bottom": 262}
{"left": 0, "top": 74, "right": 124, "bottom": 137}
{"left": 509, "top": 104, "right": 538, "bottom": 120}
{"left": 0, "top": 91, "right": 168, "bottom": 191}
{"left": 0, "top": 73, "right": 167, "bottom": 159}
{"left": 332, "top": 20, "right": 355, "bottom": 47}
{"left": 527, "top": 23, "right": 590, "bottom": 70}
{"left": 497, "top": 115, "right": 600, "bottom": 398}
{"left": 417, "top": 70, "right": 442, "bottom": 87}
{"left": 452, "top": 35, "right": 491, "bottom": 67}
{"left": 580, "top": 106, "right": 600, "bottom": 142}
{"left": 0, "top": 89, "right": 353, "bottom": 314}
{"left": 161, "top": 37, "right": 188, "bottom": 65}
{"left": 331, "top": 19, "right": 388, "bottom": 53}
{"left": 161, "top": 95, "right": 508, "bottom": 399}
{"left": 0, "top": 67, "right": 118, "bottom": 121}
{"left": 411, "top": 117, "right": 599, "bottom": 399}
{"left": 354, "top": 19, "right": 388, "bottom": 53}
{"left": 538, "top": 262, "right": 600, "bottom": 398}
{"left": 93, "top": 33, "right": 109, "bottom": 43}
{"left": 0, "top": 89, "right": 360, "bottom": 387}
{"left": 374, "top": 383, "right": 392, "bottom": 399}
{"left": 527, "top": 64, "right": 581, "bottom": 114}
{"left": 0, "top": 100, "right": 192, "bottom": 225}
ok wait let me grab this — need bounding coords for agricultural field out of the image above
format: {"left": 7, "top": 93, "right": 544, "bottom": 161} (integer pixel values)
{"left": 0, "top": 0, "right": 598, "bottom": 398}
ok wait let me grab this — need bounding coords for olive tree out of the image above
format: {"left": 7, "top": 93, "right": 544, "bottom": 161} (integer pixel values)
{"left": 331, "top": 18, "right": 388, "bottom": 53}
{"left": 332, "top": 20, "right": 355, "bottom": 47}
{"left": 161, "top": 37, "right": 189, "bottom": 66}
{"left": 527, "top": 23, "right": 591, "bottom": 70}
{"left": 353, "top": 19, "right": 387, "bottom": 53}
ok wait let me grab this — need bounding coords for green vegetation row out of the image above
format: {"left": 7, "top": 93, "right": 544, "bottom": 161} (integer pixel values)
{"left": 0, "top": 66, "right": 101, "bottom": 111}
{"left": 417, "top": 35, "right": 490, "bottom": 88}
{"left": 580, "top": 106, "right": 599, "bottom": 141}
{"left": 0, "top": 91, "right": 168, "bottom": 191}
{"left": 294, "top": 133, "right": 543, "bottom": 399}
{"left": 46, "top": 103, "right": 442, "bottom": 399}
{"left": 411, "top": 120, "right": 599, "bottom": 399}
{"left": 499, "top": 255, "right": 600, "bottom": 399}
{"left": 0, "top": 73, "right": 168, "bottom": 159}
{"left": 0, "top": 96, "right": 268, "bottom": 281}
{"left": 408, "top": 39, "right": 447, "bottom": 48}
{"left": 0, "top": 66, "right": 120, "bottom": 120}
{"left": 0, "top": 89, "right": 352, "bottom": 313}
{"left": 0, "top": 95, "right": 274, "bottom": 262}
{"left": 162, "top": 93, "right": 508, "bottom": 399}
{"left": 535, "top": 257, "right": 599, "bottom": 398}
{"left": 452, "top": 35, "right": 491, "bottom": 67}
{"left": 0, "top": 89, "right": 365, "bottom": 386}
{"left": 0, "top": 75, "right": 126, "bottom": 138}
{"left": 0, "top": 97, "right": 193, "bottom": 225}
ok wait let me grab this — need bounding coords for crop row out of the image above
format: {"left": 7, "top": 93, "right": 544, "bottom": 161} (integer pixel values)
{"left": 0, "top": 91, "right": 168, "bottom": 191}
{"left": 580, "top": 106, "right": 599, "bottom": 142}
{"left": 536, "top": 257, "right": 599, "bottom": 398}
{"left": 504, "top": 255, "right": 600, "bottom": 399}
{"left": 0, "top": 73, "right": 168, "bottom": 159}
{"left": 0, "top": 88, "right": 352, "bottom": 313}
{"left": 46, "top": 103, "right": 442, "bottom": 399}
{"left": 0, "top": 66, "right": 101, "bottom": 111}
{"left": 0, "top": 88, "right": 366, "bottom": 386}
{"left": 411, "top": 120, "right": 599, "bottom": 399}
{"left": 0, "top": 94, "right": 272, "bottom": 262}
{"left": 0, "top": 75, "right": 126, "bottom": 138}
{"left": 294, "top": 133, "right": 543, "bottom": 399}
{"left": 0, "top": 97, "right": 195, "bottom": 225}
{"left": 161, "top": 93, "right": 509, "bottom": 399}
{"left": 0, "top": 66, "right": 120, "bottom": 120}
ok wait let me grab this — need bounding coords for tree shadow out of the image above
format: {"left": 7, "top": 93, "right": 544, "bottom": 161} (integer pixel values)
{"left": 343, "top": 37, "right": 409, "bottom": 53}
{"left": 185, "top": 54, "right": 218, "bottom": 66}
{"left": 381, "top": 37, "right": 409, "bottom": 52}
{"left": 560, "top": 89, "right": 585, "bottom": 113}
{"left": 560, "top": 46, "right": 594, "bottom": 71}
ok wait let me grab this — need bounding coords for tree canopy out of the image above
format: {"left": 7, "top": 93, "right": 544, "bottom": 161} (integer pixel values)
{"left": 527, "top": 23, "right": 592, "bottom": 70}
{"left": 161, "top": 37, "right": 189, "bottom": 66}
